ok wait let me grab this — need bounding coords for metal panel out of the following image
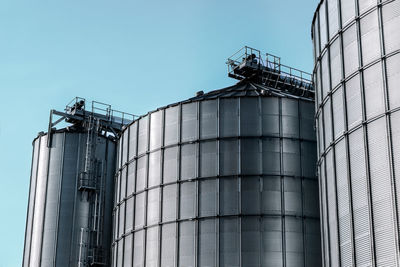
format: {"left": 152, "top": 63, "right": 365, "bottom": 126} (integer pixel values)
{"left": 321, "top": 53, "right": 330, "bottom": 99}
{"left": 181, "top": 143, "right": 196, "bottom": 180}
{"left": 345, "top": 74, "right": 362, "bottom": 129}
{"left": 133, "top": 230, "right": 144, "bottom": 267}
{"left": 241, "top": 176, "right": 261, "bottom": 215}
{"left": 382, "top": 1, "right": 400, "bottom": 54}
{"left": 240, "top": 97, "right": 261, "bottom": 136}
{"left": 330, "top": 38, "right": 342, "bottom": 89}
{"left": 364, "top": 62, "right": 384, "bottom": 119}
{"left": 124, "top": 234, "right": 133, "bottom": 267}
{"left": 285, "top": 217, "right": 304, "bottom": 267}
{"left": 163, "top": 146, "right": 178, "bottom": 184}
{"left": 148, "top": 151, "right": 161, "bottom": 187}
{"left": 220, "top": 139, "right": 239, "bottom": 176}
{"left": 178, "top": 221, "right": 195, "bottom": 267}
{"left": 262, "top": 138, "right": 281, "bottom": 175}
{"left": 220, "top": 98, "right": 239, "bottom": 137}
{"left": 282, "top": 99, "right": 299, "bottom": 139}
{"left": 165, "top": 106, "right": 179, "bottom": 146}
{"left": 368, "top": 119, "right": 396, "bottom": 266}
{"left": 41, "top": 133, "right": 64, "bottom": 266}
{"left": 241, "top": 217, "right": 261, "bottom": 267}
{"left": 200, "top": 100, "right": 218, "bottom": 139}
{"left": 261, "top": 217, "right": 283, "bottom": 266}
{"left": 343, "top": 24, "right": 359, "bottom": 77}
{"left": 340, "top": 0, "right": 355, "bottom": 27}
{"left": 179, "top": 182, "right": 196, "bottom": 219}
{"left": 23, "top": 137, "right": 40, "bottom": 267}
{"left": 138, "top": 116, "right": 148, "bottom": 156}
{"left": 30, "top": 135, "right": 49, "bottom": 267}
{"left": 147, "top": 188, "right": 160, "bottom": 225}
{"left": 198, "top": 219, "right": 217, "bottom": 267}
{"left": 328, "top": 0, "right": 339, "bottom": 39}
{"left": 349, "top": 129, "right": 372, "bottom": 267}
{"left": 360, "top": 10, "right": 380, "bottom": 65}
{"left": 161, "top": 223, "right": 176, "bottom": 266}
{"left": 325, "top": 151, "right": 339, "bottom": 267}
{"left": 386, "top": 53, "right": 400, "bottom": 110}
{"left": 182, "top": 103, "right": 198, "bottom": 142}
{"left": 332, "top": 87, "right": 344, "bottom": 139}
{"left": 162, "top": 184, "right": 177, "bottom": 222}
{"left": 262, "top": 97, "right": 280, "bottom": 137}
{"left": 220, "top": 218, "right": 240, "bottom": 267}
{"left": 199, "top": 179, "right": 217, "bottom": 217}
{"left": 146, "top": 226, "right": 159, "bottom": 267}
{"left": 150, "top": 110, "right": 163, "bottom": 151}
{"left": 200, "top": 141, "right": 217, "bottom": 177}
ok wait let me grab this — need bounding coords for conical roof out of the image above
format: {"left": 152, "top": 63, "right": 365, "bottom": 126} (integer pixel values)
{"left": 131, "top": 81, "right": 314, "bottom": 124}
{"left": 187, "top": 81, "right": 314, "bottom": 102}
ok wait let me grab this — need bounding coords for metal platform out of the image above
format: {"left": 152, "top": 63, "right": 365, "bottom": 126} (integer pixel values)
{"left": 48, "top": 97, "right": 136, "bottom": 143}
{"left": 227, "top": 46, "right": 314, "bottom": 99}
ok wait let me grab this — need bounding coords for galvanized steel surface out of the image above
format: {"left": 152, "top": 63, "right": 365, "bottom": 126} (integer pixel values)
{"left": 112, "top": 83, "right": 321, "bottom": 267}
{"left": 312, "top": 0, "right": 400, "bottom": 266}
{"left": 22, "top": 132, "right": 116, "bottom": 267}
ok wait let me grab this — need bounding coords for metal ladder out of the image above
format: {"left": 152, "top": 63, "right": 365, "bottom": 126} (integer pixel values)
{"left": 79, "top": 116, "right": 97, "bottom": 190}
{"left": 78, "top": 228, "right": 90, "bottom": 267}
{"left": 90, "top": 161, "right": 107, "bottom": 266}
{"left": 78, "top": 116, "right": 107, "bottom": 266}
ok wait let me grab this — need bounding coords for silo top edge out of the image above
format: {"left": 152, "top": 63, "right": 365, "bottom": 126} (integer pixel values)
{"left": 32, "top": 128, "right": 79, "bottom": 144}
{"left": 122, "top": 81, "right": 315, "bottom": 133}
{"left": 311, "top": 0, "right": 324, "bottom": 39}
{"left": 32, "top": 128, "right": 115, "bottom": 145}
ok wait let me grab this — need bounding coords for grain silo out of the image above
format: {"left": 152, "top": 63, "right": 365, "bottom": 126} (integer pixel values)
{"left": 312, "top": 0, "right": 400, "bottom": 266}
{"left": 22, "top": 98, "right": 133, "bottom": 267}
{"left": 111, "top": 47, "right": 322, "bottom": 267}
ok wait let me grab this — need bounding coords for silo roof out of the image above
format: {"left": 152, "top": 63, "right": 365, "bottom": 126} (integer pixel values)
{"left": 127, "top": 81, "right": 314, "bottom": 126}
{"left": 187, "top": 82, "right": 313, "bottom": 102}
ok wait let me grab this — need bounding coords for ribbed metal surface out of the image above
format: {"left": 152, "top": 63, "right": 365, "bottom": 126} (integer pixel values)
{"left": 312, "top": 0, "right": 400, "bottom": 266}
{"left": 22, "top": 132, "right": 116, "bottom": 267}
{"left": 112, "top": 82, "right": 321, "bottom": 267}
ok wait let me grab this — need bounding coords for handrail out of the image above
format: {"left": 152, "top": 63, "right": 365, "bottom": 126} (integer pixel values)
{"left": 227, "top": 46, "right": 313, "bottom": 86}
{"left": 65, "top": 97, "right": 136, "bottom": 125}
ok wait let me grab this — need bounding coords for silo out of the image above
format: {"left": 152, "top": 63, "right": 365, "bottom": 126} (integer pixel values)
{"left": 312, "top": 0, "right": 400, "bottom": 266}
{"left": 22, "top": 99, "right": 132, "bottom": 267}
{"left": 112, "top": 48, "right": 322, "bottom": 267}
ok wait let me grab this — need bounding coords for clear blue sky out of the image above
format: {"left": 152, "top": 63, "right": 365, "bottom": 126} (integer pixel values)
{"left": 0, "top": 0, "right": 319, "bottom": 265}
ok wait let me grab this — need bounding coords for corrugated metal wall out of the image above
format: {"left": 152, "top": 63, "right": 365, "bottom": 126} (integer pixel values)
{"left": 312, "top": 0, "right": 400, "bottom": 265}
{"left": 112, "top": 91, "right": 321, "bottom": 267}
{"left": 22, "top": 132, "right": 116, "bottom": 267}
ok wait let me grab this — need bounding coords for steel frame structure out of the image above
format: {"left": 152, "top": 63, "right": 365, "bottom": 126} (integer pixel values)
{"left": 226, "top": 46, "right": 315, "bottom": 99}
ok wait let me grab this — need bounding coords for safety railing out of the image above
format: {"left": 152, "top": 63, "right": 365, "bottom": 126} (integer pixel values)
{"left": 226, "top": 46, "right": 264, "bottom": 75}
{"left": 65, "top": 97, "right": 137, "bottom": 126}
{"left": 227, "top": 46, "right": 313, "bottom": 88}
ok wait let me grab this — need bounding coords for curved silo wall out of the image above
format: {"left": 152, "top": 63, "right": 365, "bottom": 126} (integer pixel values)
{"left": 22, "top": 131, "right": 116, "bottom": 267}
{"left": 312, "top": 0, "right": 400, "bottom": 266}
{"left": 112, "top": 88, "right": 321, "bottom": 267}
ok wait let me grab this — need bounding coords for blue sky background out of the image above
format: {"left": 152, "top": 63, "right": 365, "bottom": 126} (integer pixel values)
{"left": 0, "top": 0, "right": 319, "bottom": 265}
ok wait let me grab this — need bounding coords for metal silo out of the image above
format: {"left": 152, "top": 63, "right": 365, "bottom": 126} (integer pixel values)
{"left": 22, "top": 98, "right": 133, "bottom": 267}
{"left": 312, "top": 0, "right": 400, "bottom": 266}
{"left": 112, "top": 47, "right": 322, "bottom": 267}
